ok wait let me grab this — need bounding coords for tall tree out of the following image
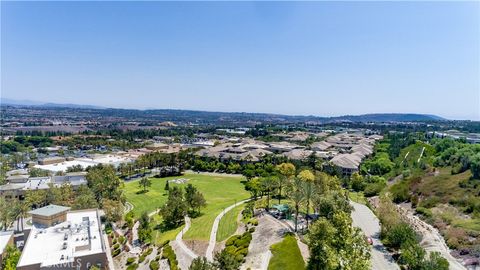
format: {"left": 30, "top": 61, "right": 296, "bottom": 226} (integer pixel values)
{"left": 184, "top": 184, "right": 207, "bottom": 215}
{"left": 307, "top": 212, "right": 370, "bottom": 270}
{"left": 286, "top": 176, "right": 305, "bottom": 232}
{"left": 86, "top": 165, "right": 124, "bottom": 204}
{"left": 276, "top": 163, "right": 296, "bottom": 204}
{"left": 0, "top": 197, "right": 15, "bottom": 230}
{"left": 299, "top": 169, "right": 315, "bottom": 228}
{"left": 261, "top": 175, "right": 277, "bottom": 210}
{"left": 159, "top": 186, "right": 187, "bottom": 228}
{"left": 138, "top": 177, "right": 152, "bottom": 192}
{"left": 73, "top": 185, "right": 98, "bottom": 210}
{"left": 102, "top": 199, "right": 124, "bottom": 223}
{"left": 138, "top": 211, "right": 152, "bottom": 244}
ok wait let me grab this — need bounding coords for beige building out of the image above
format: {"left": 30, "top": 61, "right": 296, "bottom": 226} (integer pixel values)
{"left": 29, "top": 205, "right": 71, "bottom": 227}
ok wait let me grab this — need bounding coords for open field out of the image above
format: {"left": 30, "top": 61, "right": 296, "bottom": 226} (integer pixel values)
{"left": 216, "top": 204, "right": 243, "bottom": 242}
{"left": 268, "top": 235, "right": 305, "bottom": 270}
{"left": 124, "top": 173, "right": 250, "bottom": 241}
{"left": 183, "top": 175, "right": 249, "bottom": 240}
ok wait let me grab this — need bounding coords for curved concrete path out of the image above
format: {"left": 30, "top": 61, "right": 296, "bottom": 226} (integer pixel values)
{"left": 350, "top": 201, "right": 400, "bottom": 270}
{"left": 174, "top": 216, "right": 198, "bottom": 259}
{"left": 206, "top": 199, "right": 251, "bottom": 261}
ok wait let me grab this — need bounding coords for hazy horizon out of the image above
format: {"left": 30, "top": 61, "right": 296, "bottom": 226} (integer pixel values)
{"left": 2, "top": 1, "right": 479, "bottom": 120}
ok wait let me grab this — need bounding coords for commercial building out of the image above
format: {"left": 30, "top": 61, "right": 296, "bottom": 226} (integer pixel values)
{"left": 17, "top": 206, "right": 108, "bottom": 270}
{"left": 0, "top": 172, "right": 88, "bottom": 198}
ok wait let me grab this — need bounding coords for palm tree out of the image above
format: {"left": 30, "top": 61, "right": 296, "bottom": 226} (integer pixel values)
{"left": 16, "top": 201, "right": 30, "bottom": 232}
{"left": 261, "top": 176, "right": 278, "bottom": 211}
{"left": 276, "top": 163, "right": 296, "bottom": 204}
{"left": 299, "top": 170, "right": 315, "bottom": 229}
{"left": 287, "top": 177, "right": 305, "bottom": 232}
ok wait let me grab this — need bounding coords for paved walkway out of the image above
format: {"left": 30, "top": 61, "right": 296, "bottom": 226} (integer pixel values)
{"left": 171, "top": 216, "right": 198, "bottom": 270}
{"left": 206, "top": 199, "right": 251, "bottom": 261}
{"left": 350, "top": 201, "right": 399, "bottom": 270}
{"left": 241, "top": 215, "right": 287, "bottom": 270}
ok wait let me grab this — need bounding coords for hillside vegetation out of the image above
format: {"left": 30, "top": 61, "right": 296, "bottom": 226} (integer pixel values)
{"left": 359, "top": 133, "right": 480, "bottom": 259}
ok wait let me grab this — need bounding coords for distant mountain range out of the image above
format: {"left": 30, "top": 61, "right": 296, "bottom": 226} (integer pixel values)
{"left": 0, "top": 98, "right": 446, "bottom": 122}
{"left": 0, "top": 98, "right": 105, "bottom": 109}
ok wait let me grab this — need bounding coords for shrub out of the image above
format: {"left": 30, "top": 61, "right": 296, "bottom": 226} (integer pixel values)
{"left": 119, "top": 235, "right": 126, "bottom": 244}
{"left": 248, "top": 218, "right": 258, "bottom": 226}
{"left": 364, "top": 182, "right": 385, "bottom": 197}
{"left": 418, "top": 197, "right": 440, "bottom": 209}
{"left": 139, "top": 255, "right": 146, "bottom": 264}
{"left": 149, "top": 260, "right": 159, "bottom": 270}
{"left": 249, "top": 227, "right": 255, "bottom": 233}
{"left": 126, "top": 263, "right": 138, "bottom": 270}
{"left": 126, "top": 257, "right": 136, "bottom": 265}
{"left": 384, "top": 223, "right": 417, "bottom": 249}
{"left": 390, "top": 181, "right": 410, "bottom": 203}
{"left": 144, "top": 247, "right": 153, "bottom": 256}
{"left": 235, "top": 254, "right": 245, "bottom": 262}
{"left": 226, "top": 235, "right": 240, "bottom": 246}
{"left": 161, "top": 244, "right": 179, "bottom": 270}
{"left": 111, "top": 248, "right": 121, "bottom": 257}
{"left": 415, "top": 207, "right": 432, "bottom": 218}
{"left": 113, "top": 243, "right": 120, "bottom": 250}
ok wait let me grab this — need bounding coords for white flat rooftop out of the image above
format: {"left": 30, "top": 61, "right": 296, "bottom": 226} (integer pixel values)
{"left": 34, "top": 154, "right": 133, "bottom": 172}
{"left": 0, "top": 230, "right": 14, "bottom": 253}
{"left": 17, "top": 209, "right": 105, "bottom": 268}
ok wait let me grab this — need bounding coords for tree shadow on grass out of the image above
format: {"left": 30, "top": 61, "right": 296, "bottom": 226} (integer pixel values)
{"left": 187, "top": 211, "right": 204, "bottom": 218}
{"left": 136, "top": 190, "right": 150, "bottom": 195}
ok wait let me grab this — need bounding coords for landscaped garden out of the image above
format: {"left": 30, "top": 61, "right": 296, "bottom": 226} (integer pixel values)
{"left": 124, "top": 173, "right": 250, "bottom": 241}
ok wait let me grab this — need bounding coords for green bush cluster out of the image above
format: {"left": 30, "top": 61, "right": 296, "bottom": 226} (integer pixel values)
{"left": 247, "top": 218, "right": 258, "bottom": 226}
{"left": 161, "top": 244, "right": 179, "bottom": 270}
{"left": 126, "top": 257, "right": 136, "bottom": 265}
{"left": 224, "top": 231, "right": 252, "bottom": 264}
{"left": 126, "top": 263, "right": 138, "bottom": 270}
{"left": 111, "top": 248, "right": 121, "bottom": 257}
{"left": 149, "top": 260, "right": 159, "bottom": 270}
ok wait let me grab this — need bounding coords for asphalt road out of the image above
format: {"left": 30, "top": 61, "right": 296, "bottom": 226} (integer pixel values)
{"left": 350, "top": 201, "right": 400, "bottom": 270}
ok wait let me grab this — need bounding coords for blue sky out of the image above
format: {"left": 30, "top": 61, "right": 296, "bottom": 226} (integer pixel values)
{"left": 2, "top": 1, "right": 479, "bottom": 120}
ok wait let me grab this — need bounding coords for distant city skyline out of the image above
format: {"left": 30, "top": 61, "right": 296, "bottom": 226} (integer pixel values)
{"left": 2, "top": 1, "right": 479, "bottom": 120}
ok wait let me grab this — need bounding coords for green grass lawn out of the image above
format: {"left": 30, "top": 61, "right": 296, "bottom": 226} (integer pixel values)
{"left": 150, "top": 215, "right": 184, "bottom": 245}
{"left": 216, "top": 204, "right": 243, "bottom": 242}
{"left": 268, "top": 235, "right": 305, "bottom": 270}
{"left": 124, "top": 173, "right": 250, "bottom": 241}
{"left": 348, "top": 191, "right": 367, "bottom": 204}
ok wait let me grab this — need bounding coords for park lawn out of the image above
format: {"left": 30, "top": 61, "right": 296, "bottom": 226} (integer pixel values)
{"left": 268, "top": 235, "right": 305, "bottom": 270}
{"left": 216, "top": 204, "right": 243, "bottom": 242}
{"left": 124, "top": 177, "right": 170, "bottom": 217}
{"left": 150, "top": 215, "right": 184, "bottom": 245}
{"left": 124, "top": 173, "right": 249, "bottom": 241}
{"left": 183, "top": 175, "right": 249, "bottom": 240}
